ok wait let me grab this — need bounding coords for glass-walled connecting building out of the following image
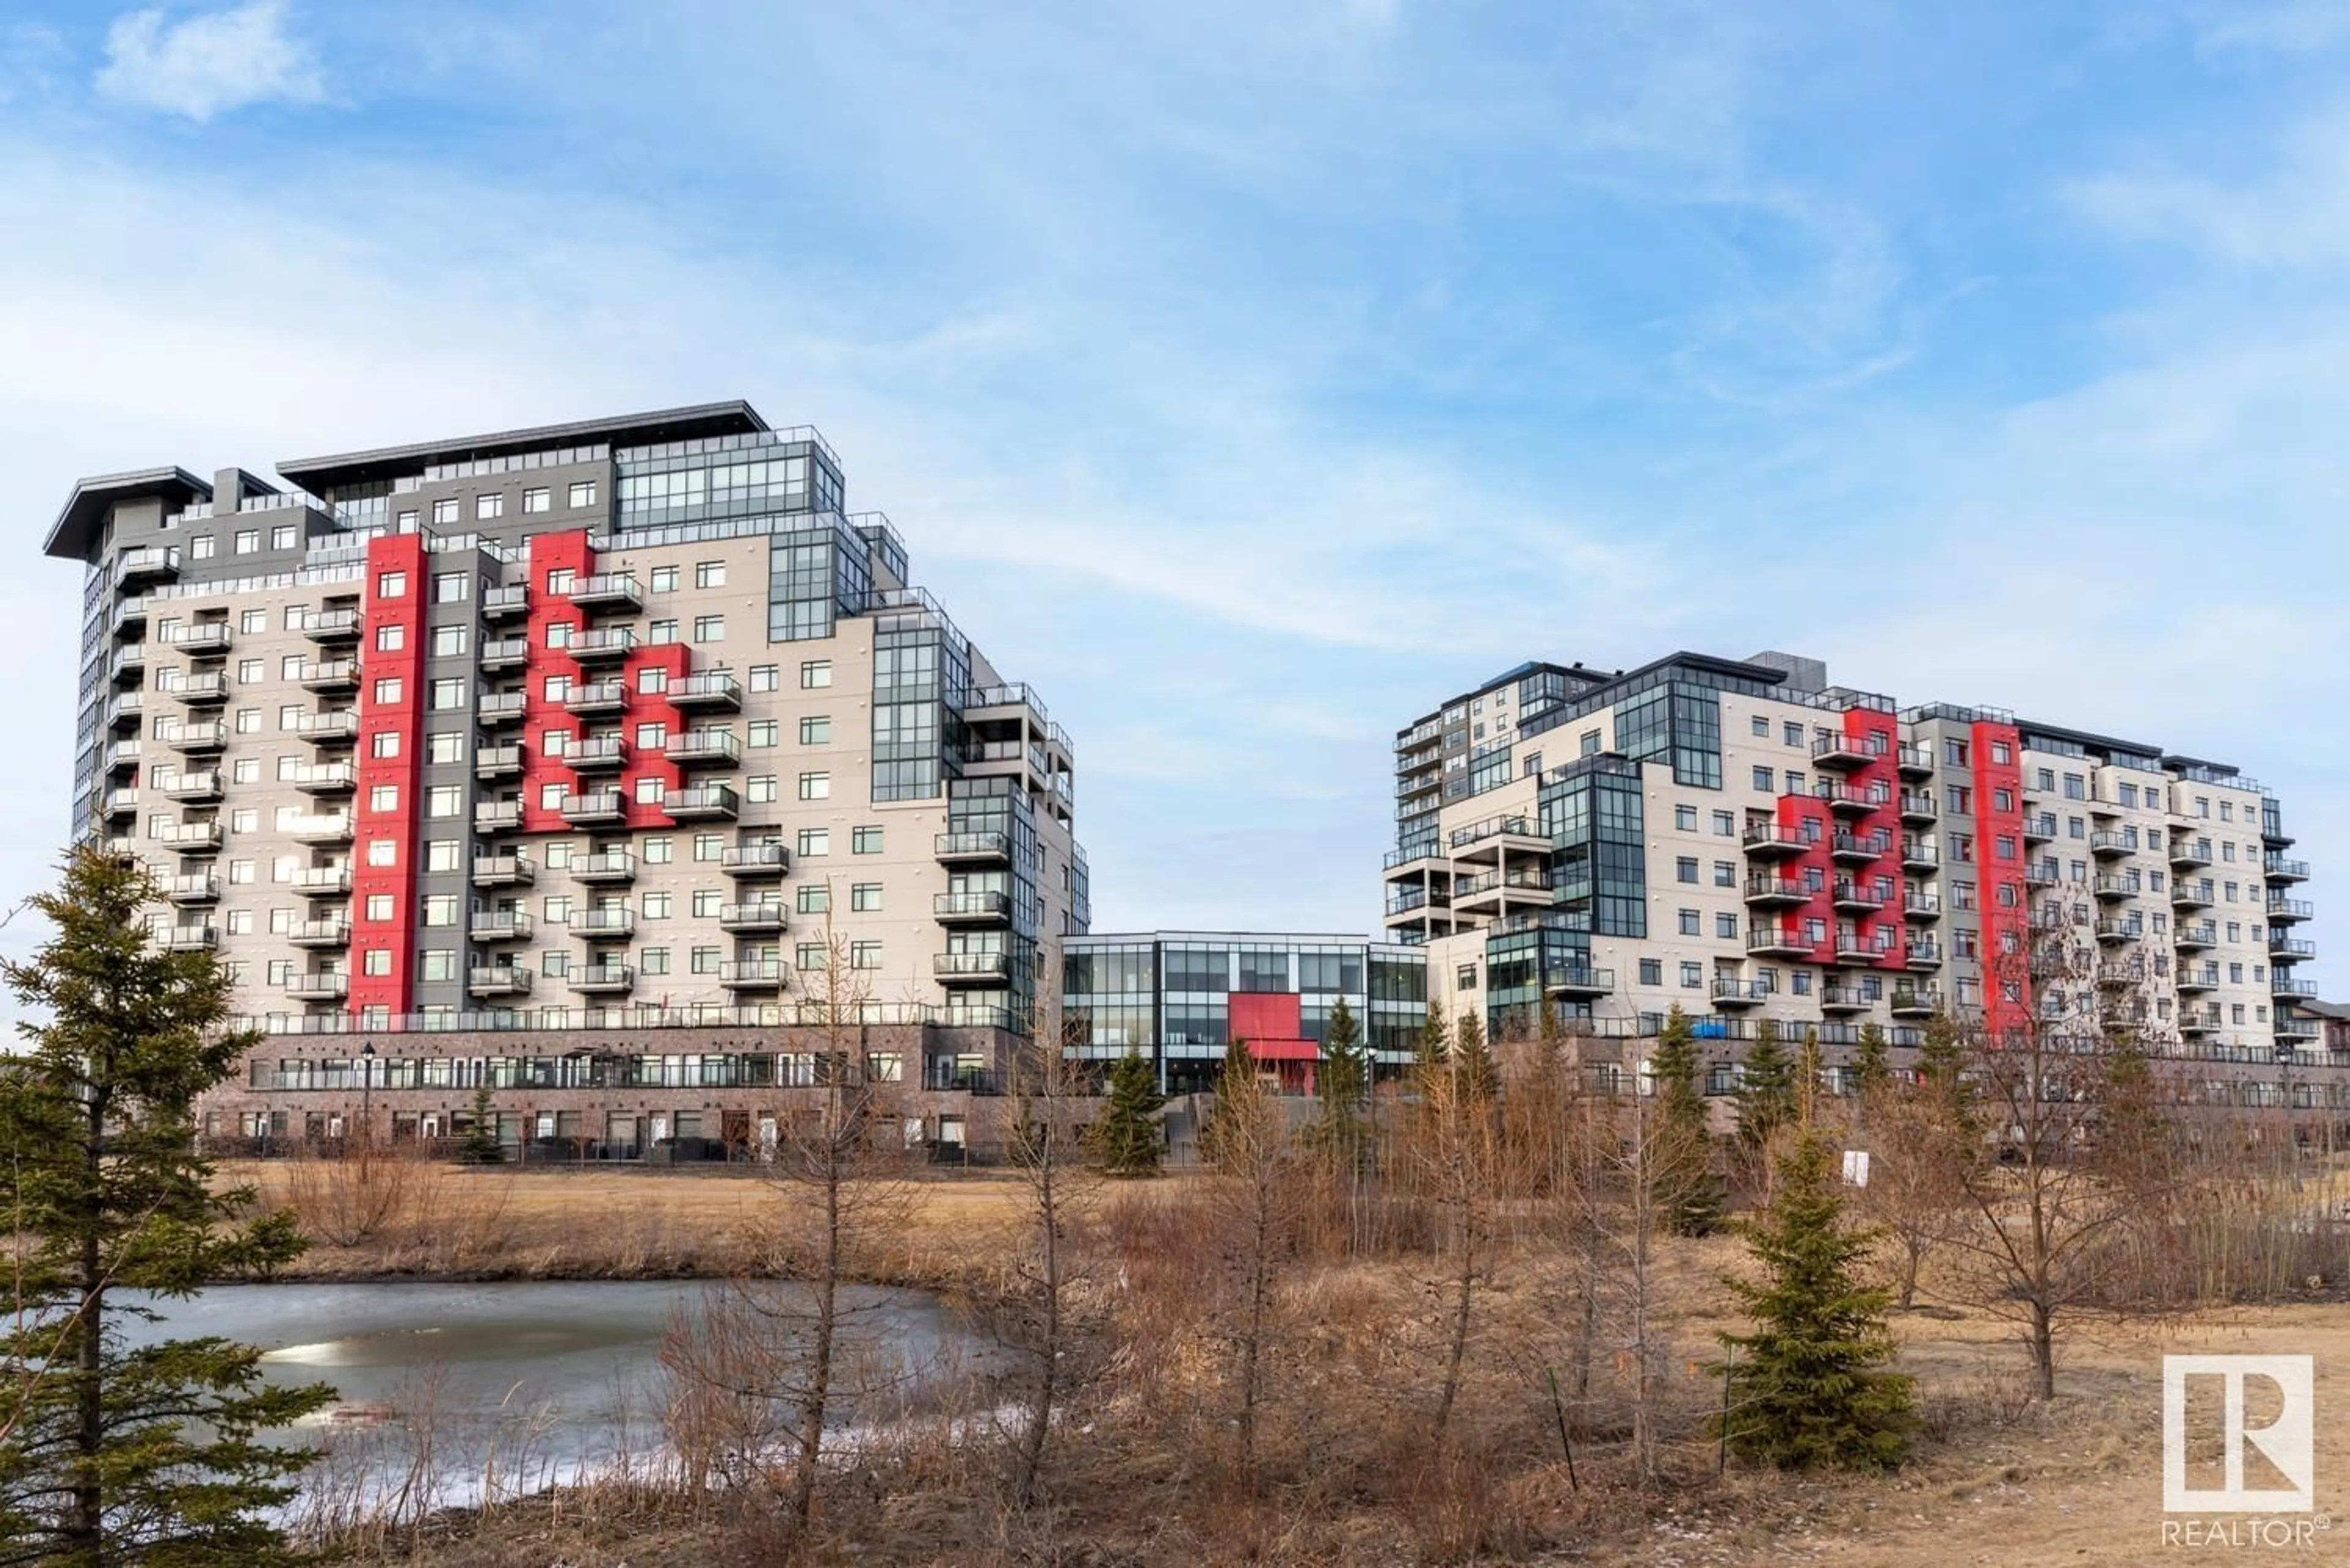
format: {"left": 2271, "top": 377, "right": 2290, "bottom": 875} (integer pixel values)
{"left": 1063, "top": 931, "right": 1427, "bottom": 1094}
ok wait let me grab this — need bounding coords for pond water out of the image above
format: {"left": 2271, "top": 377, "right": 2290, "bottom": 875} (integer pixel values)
{"left": 122, "top": 1280, "right": 977, "bottom": 1510}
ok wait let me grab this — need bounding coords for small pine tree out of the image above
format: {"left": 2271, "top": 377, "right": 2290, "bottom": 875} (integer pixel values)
{"left": 1649, "top": 1006, "right": 1723, "bottom": 1237}
{"left": 1452, "top": 1008, "right": 1500, "bottom": 1103}
{"left": 1713, "top": 1129, "right": 1917, "bottom": 1471}
{"left": 1091, "top": 1047, "right": 1167, "bottom": 1178}
{"left": 1852, "top": 1022, "right": 1890, "bottom": 1095}
{"left": 1736, "top": 1018, "right": 1796, "bottom": 1157}
{"left": 1308, "top": 998, "right": 1370, "bottom": 1172}
{"left": 0, "top": 845, "right": 333, "bottom": 1562}
{"left": 1416, "top": 1000, "right": 1449, "bottom": 1069}
{"left": 459, "top": 1081, "right": 505, "bottom": 1164}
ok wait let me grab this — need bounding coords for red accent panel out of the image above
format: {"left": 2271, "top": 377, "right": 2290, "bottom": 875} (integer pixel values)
{"left": 1229, "top": 991, "right": 1302, "bottom": 1044}
{"left": 1844, "top": 709, "right": 1907, "bottom": 973}
{"left": 349, "top": 534, "right": 425, "bottom": 1015}
{"left": 1972, "top": 720, "right": 2029, "bottom": 1039}
{"left": 619, "top": 642, "right": 690, "bottom": 831}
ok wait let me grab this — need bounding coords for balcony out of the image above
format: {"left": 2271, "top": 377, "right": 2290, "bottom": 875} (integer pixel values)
{"left": 2179, "top": 1011, "right": 2221, "bottom": 1036}
{"left": 471, "top": 853, "right": 537, "bottom": 888}
{"left": 2266, "top": 856, "right": 2311, "bottom": 884}
{"left": 1831, "top": 879, "right": 1885, "bottom": 912}
{"left": 664, "top": 730, "right": 742, "bottom": 768}
{"left": 113, "top": 595, "right": 147, "bottom": 635}
{"left": 1832, "top": 832, "right": 1890, "bottom": 864}
{"left": 2173, "top": 882, "right": 2214, "bottom": 910}
{"left": 1833, "top": 930, "right": 1876, "bottom": 964}
{"left": 290, "top": 761, "right": 356, "bottom": 795}
{"left": 1453, "top": 868, "right": 1551, "bottom": 914}
{"left": 163, "top": 875, "right": 218, "bottom": 905}
{"left": 284, "top": 973, "right": 349, "bottom": 1001}
{"left": 1903, "top": 892, "right": 1942, "bottom": 922}
{"left": 296, "top": 658, "right": 358, "bottom": 693}
{"left": 670, "top": 673, "right": 742, "bottom": 711}
{"left": 116, "top": 545, "right": 180, "bottom": 586}
{"left": 1743, "top": 876, "right": 1809, "bottom": 908}
{"left": 559, "top": 789, "right": 629, "bottom": 827}
{"left": 474, "top": 799, "right": 523, "bottom": 833}
{"left": 1747, "top": 925, "right": 1811, "bottom": 958}
{"left": 1820, "top": 985, "right": 1868, "bottom": 1015}
{"left": 567, "top": 627, "right": 638, "bottom": 664}
{"left": 469, "top": 911, "right": 534, "bottom": 943}
{"left": 1897, "top": 791, "right": 1937, "bottom": 824}
{"left": 287, "top": 813, "right": 355, "bottom": 845}
{"left": 152, "top": 822, "right": 222, "bottom": 852}
{"left": 294, "top": 865, "right": 352, "bottom": 895}
{"left": 568, "top": 963, "right": 637, "bottom": 996}
{"left": 2094, "top": 919, "right": 2140, "bottom": 944}
{"left": 160, "top": 671, "right": 229, "bottom": 705}
{"left": 2275, "top": 1013, "right": 2322, "bottom": 1040}
{"left": 1896, "top": 742, "right": 1933, "bottom": 778}
{"left": 468, "top": 966, "right": 532, "bottom": 998}
{"left": 289, "top": 919, "right": 351, "bottom": 949}
{"left": 934, "top": 951, "right": 1010, "bottom": 984}
{"left": 476, "top": 744, "right": 523, "bottom": 780}
{"left": 570, "top": 851, "right": 636, "bottom": 884}
{"left": 2177, "top": 970, "right": 2219, "bottom": 994}
{"left": 1890, "top": 985, "right": 1940, "bottom": 1018}
{"left": 2094, "top": 960, "right": 2146, "bottom": 988}
{"left": 565, "top": 681, "right": 627, "bottom": 717}
{"left": 1712, "top": 979, "right": 1769, "bottom": 1008}
{"left": 2091, "top": 876, "right": 2137, "bottom": 902}
{"left": 160, "top": 925, "right": 219, "bottom": 952}
{"left": 479, "top": 637, "right": 529, "bottom": 671}
{"left": 718, "top": 902, "right": 789, "bottom": 934}
{"left": 2274, "top": 976, "right": 2320, "bottom": 1001}
{"left": 105, "top": 692, "right": 144, "bottom": 731}
{"left": 482, "top": 584, "right": 529, "bottom": 620}
{"left": 565, "top": 737, "right": 629, "bottom": 772}
{"left": 1741, "top": 825, "right": 1815, "bottom": 859}
{"left": 1906, "top": 941, "right": 1942, "bottom": 969}
{"left": 2023, "top": 814, "right": 2056, "bottom": 844}
{"left": 102, "top": 788, "right": 138, "bottom": 819}
{"left": 2267, "top": 896, "right": 2313, "bottom": 924}
{"left": 160, "top": 622, "right": 233, "bottom": 655}
{"left": 1899, "top": 839, "right": 1938, "bottom": 871}
{"left": 2025, "top": 862, "right": 2061, "bottom": 890}
{"left": 1827, "top": 785, "right": 1889, "bottom": 818}
{"left": 2174, "top": 922, "right": 2217, "bottom": 950}
{"left": 933, "top": 890, "right": 1009, "bottom": 925}
{"left": 1448, "top": 815, "right": 1551, "bottom": 864}
{"left": 292, "top": 709, "right": 359, "bottom": 744}
{"left": 2088, "top": 832, "right": 2136, "bottom": 859}
{"left": 297, "top": 608, "right": 362, "bottom": 643}
{"left": 1811, "top": 731, "right": 1886, "bottom": 769}
{"left": 720, "top": 843, "right": 789, "bottom": 878}
{"left": 663, "top": 784, "right": 739, "bottom": 821}
{"left": 157, "top": 769, "right": 222, "bottom": 803}
{"left": 2170, "top": 842, "right": 2212, "bottom": 870}
{"left": 572, "top": 907, "right": 637, "bottom": 939}
{"left": 1547, "top": 965, "right": 1614, "bottom": 998}
{"left": 2274, "top": 935, "right": 2318, "bottom": 962}
{"left": 479, "top": 691, "right": 528, "bottom": 726}
{"left": 936, "top": 829, "right": 1012, "bottom": 865}
{"left": 567, "top": 573, "right": 642, "bottom": 611}
{"left": 719, "top": 960, "right": 788, "bottom": 991}
{"left": 109, "top": 644, "right": 146, "bottom": 684}
{"left": 159, "top": 720, "right": 226, "bottom": 754}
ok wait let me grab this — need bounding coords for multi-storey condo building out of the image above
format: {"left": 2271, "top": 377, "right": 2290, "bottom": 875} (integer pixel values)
{"left": 1384, "top": 651, "right": 2326, "bottom": 1103}
{"left": 48, "top": 402, "right": 1085, "bottom": 1153}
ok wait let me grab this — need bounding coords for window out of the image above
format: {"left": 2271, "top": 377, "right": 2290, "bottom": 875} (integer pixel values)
{"left": 1712, "top": 810, "right": 1736, "bottom": 837}
{"left": 430, "top": 625, "right": 468, "bottom": 658}
{"left": 234, "top": 758, "right": 260, "bottom": 783}
{"left": 476, "top": 493, "right": 504, "bottom": 520}
{"left": 850, "top": 883, "right": 883, "bottom": 913}
{"left": 641, "top": 947, "right": 670, "bottom": 976}
{"left": 425, "top": 786, "right": 460, "bottom": 818}
{"left": 1783, "top": 721, "right": 1804, "bottom": 746}
{"left": 1639, "top": 958, "right": 1662, "bottom": 986}
{"left": 1785, "top": 771, "right": 1804, "bottom": 794}
{"left": 368, "top": 784, "right": 399, "bottom": 813}
{"left": 693, "top": 615, "right": 725, "bottom": 643}
{"left": 1991, "top": 740, "right": 2012, "bottom": 764}
{"left": 1675, "top": 805, "right": 1697, "bottom": 832}
{"left": 799, "top": 660, "right": 832, "bottom": 689}
{"left": 270, "top": 523, "right": 297, "bottom": 550}
{"left": 1680, "top": 961, "right": 1703, "bottom": 988}
{"left": 1679, "top": 908, "right": 1700, "bottom": 936}
{"left": 367, "top": 839, "right": 397, "bottom": 867}
{"left": 852, "top": 826, "right": 884, "bottom": 854}
{"left": 230, "top": 808, "right": 258, "bottom": 834}
{"left": 228, "top": 857, "right": 255, "bottom": 884}
{"left": 372, "top": 678, "right": 404, "bottom": 706}
{"left": 426, "top": 731, "right": 463, "bottom": 764}
{"left": 635, "top": 776, "right": 664, "bottom": 805}
{"left": 1579, "top": 729, "right": 1600, "bottom": 756}
{"left": 1455, "top": 964, "right": 1477, "bottom": 992}
{"left": 378, "top": 570, "right": 407, "bottom": 599}
{"left": 798, "top": 827, "right": 830, "bottom": 857}
{"left": 746, "top": 720, "right": 778, "bottom": 749}
{"left": 425, "top": 839, "right": 459, "bottom": 872}
{"left": 647, "top": 619, "right": 678, "bottom": 644}
{"left": 797, "top": 884, "right": 831, "bottom": 914}
{"left": 1676, "top": 856, "right": 1698, "bottom": 884}
{"left": 1945, "top": 739, "right": 1969, "bottom": 766}
{"left": 693, "top": 834, "right": 724, "bottom": 862}
{"left": 420, "top": 895, "right": 456, "bottom": 927}
{"left": 695, "top": 560, "right": 727, "bottom": 589}
{"left": 241, "top": 608, "right": 268, "bottom": 633}
{"left": 539, "top": 783, "right": 566, "bottom": 810}
{"left": 234, "top": 529, "right": 259, "bottom": 554}
{"left": 643, "top": 835, "right": 673, "bottom": 864}
{"left": 433, "top": 572, "right": 471, "bottom": 603}
{"left": 419, "top": 949, "right": 456, "bottom": 983}
{"left": 236, "top": 707, "right": 261, "bottom": 733}
{"left": 796, "top": 943, "right": 828, "bottom": 970}
{"left": 1750, "top": 715, "right": 1768, "bottom": 737}
{"left": 1753, "top": 766, "right": 1775, "bottom": 792}
{"left": 799, "top": 715, "right": 830, "bottom": 745}
{"left": 747, "top": 775, "right": 778, "bottom": 804}
{"left": 850, "top": 941, "right": 882, "bottom": 970}
{"left": 521, "top": 487, "right": 550, "bottom": 514}
{"left": 1715, "top": 912, "right": 1737, "bottom": 939}
{"left": 749, "top": 664, "right": 780, "bottom": 693}
{"left": 569, "top": 480, "right": 597, "bottom": 508}
{"left": 799, "top": 772, "right": 830, "bottom": 801}
{"left": 641, "top": 891, "right": 673, "bottom": 919}
{"left": 431, "top": 498, "right": 458, "bottom": 525}
{"left": 191, "top": 534, "right": 215, "bottom": 559}
{"left": 429, "top": 679, "right": 466, "bottom": 710}
{"left": 650, "top": 566, "right": 679, "bottom": 593}
{"left": 2064, "top": 772, "right": 2086, "bottom": 800}
{"left": 1713, "top": 861, "right": 1735, "bottom": 887}
{"left": 362, "top": 949, "right": 392, "bottom": 976}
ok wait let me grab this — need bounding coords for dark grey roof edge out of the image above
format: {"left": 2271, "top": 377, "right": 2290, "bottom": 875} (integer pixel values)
{"left": 275, "top": 400, "right": 771, "bottom": 487}
{"left": 44, "top": 466, "right": 212, "bottom": 562}
{"left": 2015, "top": 717, "right": 2165, "bottom": 760}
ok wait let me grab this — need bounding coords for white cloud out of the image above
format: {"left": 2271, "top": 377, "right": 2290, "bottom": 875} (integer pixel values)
{"left": 95, "top": 0, "right": 323, "bottom": 122}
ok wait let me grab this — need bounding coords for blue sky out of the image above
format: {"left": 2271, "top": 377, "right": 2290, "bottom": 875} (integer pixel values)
{"left": 0, "top": 1, "right": 2344, "bottom": 979}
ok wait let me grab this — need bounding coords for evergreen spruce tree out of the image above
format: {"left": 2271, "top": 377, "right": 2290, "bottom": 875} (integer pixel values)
{"left": 0, "top": 845, "right": 332, "bottom": 1562}
{"left": 1713, "top": 1126, "right": 1916, "bottom": 1471}
{"left": 1852, "top": 1022, "right": 1891, "bottom": 1095}
{"left": 1308, "top": 998, "right": 1370, "bottom": 1173}
{"left": 1649, "top": 1006, "right": 1723, "bottom": 1237}
{"left": 1452, "top": 1008, "right": 1500, "bottom": 1103}
{"left": 459, "top": 1081, "right": 505, "bottom": 1163}
{"left": 1735, "top": 1018, "right": 1796, "bottom": 1159}
{"left": 1416, "top": 999, "right": 1449, "bottom": 1069}
{"left": 1091, "top": 1046, "right": 1168, "bottom": 1178}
